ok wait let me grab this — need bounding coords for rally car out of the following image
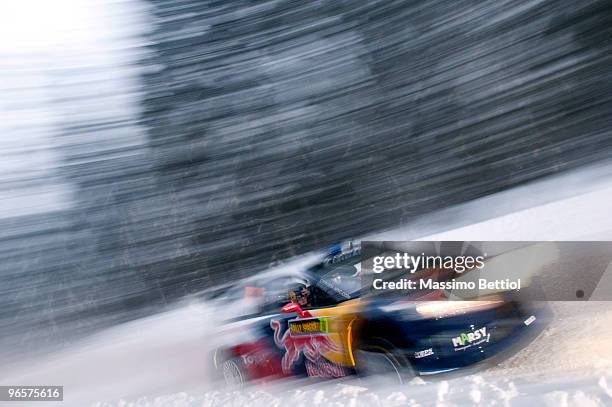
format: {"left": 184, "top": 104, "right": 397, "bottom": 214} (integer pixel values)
{"left": 210, "top": 242, "right": 550, "bottom": 386}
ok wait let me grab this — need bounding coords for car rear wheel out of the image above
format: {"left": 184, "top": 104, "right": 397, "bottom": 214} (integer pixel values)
{"left": 221, "top": 358, "right": 246, "bottom": 388}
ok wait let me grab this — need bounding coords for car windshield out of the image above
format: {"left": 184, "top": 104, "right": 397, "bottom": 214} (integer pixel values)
{"left": 311, "top": 259, "right": 362, "bottom": 302}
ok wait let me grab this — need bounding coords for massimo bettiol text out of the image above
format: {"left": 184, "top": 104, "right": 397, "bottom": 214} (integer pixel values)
{"left": 369, "top": 252, "right": 522, "bottom": 292}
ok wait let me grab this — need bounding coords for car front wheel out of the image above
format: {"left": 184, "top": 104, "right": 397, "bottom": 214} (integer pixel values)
{"left": 353, "top": 338, "right": 413, "bottom": 384}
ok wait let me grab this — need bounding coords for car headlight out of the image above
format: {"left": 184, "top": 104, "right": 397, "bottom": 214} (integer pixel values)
{"left": 416, "top": 300, "right": 504, "bottom": 318}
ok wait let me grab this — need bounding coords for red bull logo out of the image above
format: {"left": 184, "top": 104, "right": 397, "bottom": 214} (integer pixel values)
{"left": 270, "top": 317, "right": 342, "bottom": 376}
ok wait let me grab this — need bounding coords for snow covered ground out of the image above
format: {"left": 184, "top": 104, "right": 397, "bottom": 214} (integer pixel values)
{"left": 2, "top": 164, "right": 612, "bottom": 406}
{"left": 4, "top": 301, "right": 612, "bottom": 407}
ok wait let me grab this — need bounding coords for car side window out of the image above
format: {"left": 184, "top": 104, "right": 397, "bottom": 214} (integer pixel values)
{"left": 308, "top": 285, "right": 339, "bottom": 308}
{"left": 259, "top": 275, "right": 311, "bottom": 314}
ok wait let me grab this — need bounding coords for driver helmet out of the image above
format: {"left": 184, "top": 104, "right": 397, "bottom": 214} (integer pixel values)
{"left": 288, "top": 284, "right": 311, "bottom": 308}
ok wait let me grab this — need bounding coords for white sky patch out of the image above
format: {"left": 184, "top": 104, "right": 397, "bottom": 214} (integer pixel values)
{"left": 0, "top": 0, "right": 152, "bottom": 219}
{"left": 0, "top": 0, "right": 98, "bottom": 52}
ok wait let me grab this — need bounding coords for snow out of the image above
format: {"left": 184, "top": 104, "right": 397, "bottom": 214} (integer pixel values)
{"left": 2, "top": 166, "right": 612, "bottom": 406}
{"left": 4, "top": 301, "right": 609, "bottom": 406}
{"left": 85, "top": 373, "right": 612, "bottom": 407}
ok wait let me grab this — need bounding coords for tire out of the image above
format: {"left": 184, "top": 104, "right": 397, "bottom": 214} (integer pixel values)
{"left": 220, "top": 357, "right": 247, "bottom": 389}
{"left": 353, "top": 338, "right": 413, "bottom": 384}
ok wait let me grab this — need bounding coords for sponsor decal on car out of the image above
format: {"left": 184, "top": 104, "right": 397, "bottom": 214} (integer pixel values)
{"left": 324, "top": 242, "right": 361, "bottom": 265}
{"left": 240, "top": 353, "right": 269, "bottom": 366}
{"left": 270, "top": 317, "right": 341, "bottom": 375}
{"left": 305, "top": 358, "right": 347, "bottom": 378}
{"left": 289, "top": 317, "right": 330, "bottom": 336}
{"left": 414, "top": 348, "right": 434, "bottom": 359}
{"left": 451, "top": 327, "right": 490, "bottom": 351}
{"left": 524, "top": 315, "right": 536, "bottom": 326}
